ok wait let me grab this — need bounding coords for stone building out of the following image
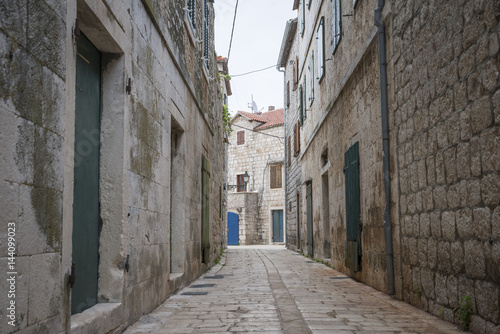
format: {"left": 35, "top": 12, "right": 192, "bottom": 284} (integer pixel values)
{"left": 278, "top": 0, "right": 499, "bottom": 331}
{"left": 227, "top": 108, "right": 285, "bottom": 245}
{"left": 0, "top": 0, "right": 226, "bottom": 333}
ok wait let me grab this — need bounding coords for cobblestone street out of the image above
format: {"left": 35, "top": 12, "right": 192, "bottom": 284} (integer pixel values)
{"left": 124, "top": 246, "right": 462, "bottom": 334}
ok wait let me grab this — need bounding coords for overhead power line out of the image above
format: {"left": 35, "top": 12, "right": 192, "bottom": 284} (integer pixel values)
{"left": 227, "top": 0, "right": 239, "bottom": 62}
{"left": 231, "top": 64, "right": 279, "bottom": 77}
{"left": 231, "top": 123, "right": 284, "bottom": 144}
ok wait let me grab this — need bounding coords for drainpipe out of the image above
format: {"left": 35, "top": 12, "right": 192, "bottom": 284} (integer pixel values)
{"left": 277, "top": 66, "right": 287, "bottom": 246}
{"left": 375, "top": 0, "right": 395, "bottom": 295}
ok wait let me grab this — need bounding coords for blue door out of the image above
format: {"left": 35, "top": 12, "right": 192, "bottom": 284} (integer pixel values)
{"left": 272, "top": 210, "right": 284, "bottom": 242}
{"left": 227, "top": 212, "right": 239, "bottom": 245}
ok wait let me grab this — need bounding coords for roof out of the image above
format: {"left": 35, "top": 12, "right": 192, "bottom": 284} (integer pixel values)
{"left": 277, "top": 18, "right": 298, "bottom": 69}
{"left": 234, "top": 108, "right": 284, "bottom": 130}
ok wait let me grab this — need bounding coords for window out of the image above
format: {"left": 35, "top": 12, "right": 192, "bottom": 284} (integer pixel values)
{"left": 317, "top": 17, "right": 325, "bottom": 81}
{"left": 293, "top": 56, "right": 298, "bottom": 90}
{"left": 201, "top": 154, "right": 210, "bottom": 263}
{"left": 353, "top": 0, "right": 359, "bottom": 8}
{"left": 303, "top": 77, "right": 307, "bottom": 119}
{"left": 287, "top": 136, "right": 291, "bottom": 166}
{"left": 270, "top": 165, "right": 282, "bottom": 189}
{"left": 203, "top": 0, "right": 210, "bottom": 69}
{"left": 187, "top": 0, "right": 196, "bottom": 30}
{"left": 308, "top": 53, "right": 314, "bottom": 105}
{"left": 344, "top": 142, "right": 360, "bottom": 271}
{"left": 286, "top": 81, "right": 290, "bottom": 108}
{"left": 237, "top": 130, "right": 245, "bottom": 145}
{"left": 332, "top": 0, "right": 342, "bottom": 53}
{"left": 294, "top": 121, "right": 300, "bottom": 156}
{"left": 236, "top": 174, "right": 247, "bottom": 192}
{"left": 300, "top": 0, "right": 305, "bottom": 36}
{"left": 299, "top": 84, "right": 304, "bottom": 126}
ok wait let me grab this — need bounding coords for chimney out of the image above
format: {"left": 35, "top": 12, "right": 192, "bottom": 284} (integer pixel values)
{"left": 268, "top": 106, "right": 275, "bottom": 111}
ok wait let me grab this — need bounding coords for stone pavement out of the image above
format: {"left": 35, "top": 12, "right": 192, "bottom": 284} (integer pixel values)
{"left": 124, "top": 246, "right": 462, "bottom": 333}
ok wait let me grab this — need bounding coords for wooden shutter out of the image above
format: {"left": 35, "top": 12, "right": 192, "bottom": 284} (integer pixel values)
{"left": 237, "top": 174, "right": 246, "bottom": 192}
{"left": 299, "top": 84, "right": 304, "bottom": 126}
{"left": 294, "top": 121, "right": 300, "bottom": 156}
{"left": 293, "top": 56, "right": 298, "bottom": 90}
{"left": 270, "top": 165, "right": 282, "bottom": 189}
{"left": 344, "top": 142, "right": 360, "bottom": 242}
{"left": 201, "top": 154, "right": 210, "bottom": 263}
{"left": 332, "top": 0, "right": 342, "bottom": 53}
{"left": 317, "top": 17, "right": 325, "bottom": 80}
{"left": 287, "top": 136, "right": 291, "bottom": 166}
{"left": 237, "top": 130, "right": 245, "bottom": 145}
{"left": 286, "top": 81, "right": 290, "bottom": 107}
{"left": 308, "top": 53, "right": 314, "bottom": 105}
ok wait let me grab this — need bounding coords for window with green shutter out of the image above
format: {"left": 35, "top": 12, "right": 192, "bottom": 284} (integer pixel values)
{"left": 308, "top": 53, "right": 314, "bottom": 106}
{"left": 317, "top": 17, "right": 325, "bottom": 81}
{"left": 344, "top": 142, "right": 361, "bottom": 271}
{"left": 332, "top": 0, "right": 342, "bottom": 54}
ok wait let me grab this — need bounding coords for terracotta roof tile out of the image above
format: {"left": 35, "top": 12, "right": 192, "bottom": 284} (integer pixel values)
{"left": 238, "top": 109, "right": 284, "bottom": 130}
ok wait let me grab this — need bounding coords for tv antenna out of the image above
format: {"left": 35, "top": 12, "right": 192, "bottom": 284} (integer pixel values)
{"left": 247, "top": 95, "right": 259, "bottom": 113}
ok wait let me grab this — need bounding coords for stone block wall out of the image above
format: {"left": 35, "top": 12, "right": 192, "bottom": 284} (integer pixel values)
{"left": 0, "top": 0, "right": 225, "bottom": 333}
{"left": 0, "top": 1, "right": 67, "bottom": 333}
{"left": 390, "top": 0, "right": 500, "bottom": 330}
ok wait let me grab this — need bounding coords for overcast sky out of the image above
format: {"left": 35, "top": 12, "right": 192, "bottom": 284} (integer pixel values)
{"left": 214, "top": 0, "right": 296, "bottom": 115}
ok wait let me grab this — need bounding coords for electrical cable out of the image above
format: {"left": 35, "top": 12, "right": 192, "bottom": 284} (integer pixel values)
{"left": 231, "top": 64, "right": 280, "bottom": 77}
{"left": 231, "top": 123, "right": 284, "bottom": 143}
{"left": 227, "top": 0, "right": 239, "bottom": 62}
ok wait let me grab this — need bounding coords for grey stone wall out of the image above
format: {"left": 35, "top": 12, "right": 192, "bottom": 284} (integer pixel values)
{"left": 0, "top": 1, "right": 67, "bottom": 333}
{"left": 390, "top": 0, "right": 500, "bottom": 331}
{"left": 0, "top": 0, "right": 225, "bottom": 333}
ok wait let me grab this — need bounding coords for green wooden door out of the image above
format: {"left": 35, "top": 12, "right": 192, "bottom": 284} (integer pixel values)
{"left": 272, "top": 210, "right": 283, "bottom": 242}
{"left": 202, "top": 155, "right": 210, "bottom": 263}
{"left": 72, "top": 33, "right": 101, "bottom": 315}
{"left": 306, "top": 183, "right": 313, "bottom": 256}
{"left": 344, "top": 142, "right": 361, "bottom": 271}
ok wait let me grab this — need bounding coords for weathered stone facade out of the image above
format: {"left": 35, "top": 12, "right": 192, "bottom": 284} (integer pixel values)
{"left": 0, "top": 0, "right": 225, "bottom": 333}
{"left": 227, "top": 110, "right": 285, "bottom": 245}
{"left": 391, "top": 1, "right": 500, "bottom": 331}
{"left": 279, "top": 0, "right": 499, "bottom": 331}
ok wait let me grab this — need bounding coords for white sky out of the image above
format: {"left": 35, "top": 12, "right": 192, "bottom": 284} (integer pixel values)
{"left": 214, "top": 0, "right": 296, "bottom": 115}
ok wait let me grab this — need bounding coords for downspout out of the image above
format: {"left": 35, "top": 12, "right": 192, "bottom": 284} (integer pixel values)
{"left": 374, "top": 0, "right": 395, "bottom": 295}
{"left": 278, "top": 66, "right": 287, "bottom": 246}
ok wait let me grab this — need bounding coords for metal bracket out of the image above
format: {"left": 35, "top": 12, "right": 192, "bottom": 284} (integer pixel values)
{"left": 124, "top": 255, "right": 130, "bottom": 272}
{"left": 126, "top": 78, "right": 132, "bottom": 95}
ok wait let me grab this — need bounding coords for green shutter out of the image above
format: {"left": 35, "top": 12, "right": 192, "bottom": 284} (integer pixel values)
{"left": 202, "top": 154, "right": 210, "bottom": 263}
{"left": 344, "top": 142, "right": 361, "bottom": 271}
{"left": 332, "top": 0, "right": 342, "bottom": 53}
{"left": 299, "top": 85, "right": 304, "bottom": 126}
{"left": 344, "top": 142, "right": 360, "bottom": 242}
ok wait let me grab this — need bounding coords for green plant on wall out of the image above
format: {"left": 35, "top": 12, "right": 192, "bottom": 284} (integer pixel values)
{"left": 223, "top": 104, "right": 232, "bottom": 136}
{"left": 456, "top": 295, "right": 473, "bottom": 330}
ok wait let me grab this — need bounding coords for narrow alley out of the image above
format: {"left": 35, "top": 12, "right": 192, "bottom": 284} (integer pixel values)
{"left": 124, "top": 246, "right": 460, "bottom": 334}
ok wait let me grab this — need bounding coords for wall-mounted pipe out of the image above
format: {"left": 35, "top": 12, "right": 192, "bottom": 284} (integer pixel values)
{"left": 374, "top": 0, "right": 395, "bottom": 295}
